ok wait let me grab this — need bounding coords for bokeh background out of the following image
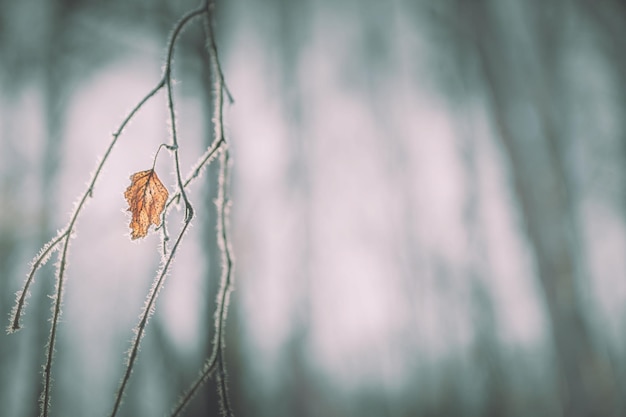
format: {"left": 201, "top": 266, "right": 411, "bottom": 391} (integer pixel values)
{"left": 2, "top": 0, "right": 626, "bottom": 416}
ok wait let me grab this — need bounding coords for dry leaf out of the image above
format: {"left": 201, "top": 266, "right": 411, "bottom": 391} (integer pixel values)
{"left": 124, "top": 169, "right": 169, "bottom": 240}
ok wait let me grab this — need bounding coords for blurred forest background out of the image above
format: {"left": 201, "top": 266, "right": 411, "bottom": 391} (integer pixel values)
{"left": 2, "top": 0, "right": 626, "bottom": 416}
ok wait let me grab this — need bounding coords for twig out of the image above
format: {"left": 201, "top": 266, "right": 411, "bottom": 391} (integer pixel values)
{"left": 8, "top": 74, "right": 166, "bottom": 337}
{"left": 158, "top": 0, "right": 231, "bottom": 257}
{"left": 170, "top": 148, "right": 233, "bottom": 417}
{"left": 204, "top": 1, "right": 234, "bottom": 105}
{"left": 108, "top": 6, "right": 205, "bottom": 417}
{"left": 10, "top": 2, "right": 235, "bottom": 416}
{"left": 169, "top": 4, "right": 236, "bottom": 414}
{"left": 7, "top": 59, "right": 166, "bottom": 417}
{"left": 169, "top": 3, "right": 235, "bottom": 414}
{"left": 108, "top": 207, "right": 194, "bottom": 417}
{"left": 8, "top": 230, "right": 68, "bottom": 333}
{"left": 214, "top": 150, "right": 235, "bottom": 417}
{"left": 216, "top": 348, "right": 235, "bottom": 417}
{"left": 39, "top": 78, "right": 167, "bottom": 417}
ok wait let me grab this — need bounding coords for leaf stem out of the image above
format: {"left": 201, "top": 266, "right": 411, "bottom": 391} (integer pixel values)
{"left": 151, "top": 143, "right": 175, "bottom": 171}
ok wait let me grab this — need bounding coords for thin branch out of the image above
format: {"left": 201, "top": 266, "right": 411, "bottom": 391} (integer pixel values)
{"left": 158, "top": 0, "right": 232, "bottom": 256}
{"left": 157, "top": 5, "right": 212, "bottom": 257}
{"left": 8, "top": 74, "right": 166, "bottom": 338}
{"left": 204, "top": 0, "right": 229, "bottom": 148}
{"left": 214, "top": 149, "right": 235, "bottom": 417}
{"left": 41, "top": 222, "right": 73, "bottom": 416}
{"left": 169, "top": 4, "right": 235, "bottom": 414}
{"left": 12, "top": 2, "right": 234, "bottom": 416}
{"left": 165, "top": 8, "right": 199, "bottom": 220}
{"left": 159, "top": 141, "right": 224, "bottom": 257}
{"left": 160, "top": 140, "right": 224, "bottom": 224}
{"left": 108, "top": 6, "right": 206, "bottom": 417}
{"left": 108, "top": 208, "right": 194, "bottom": 417}
{"left": 21, "top": 8, "right": 203, "bottom": 417}
{"left": 3, "top": 54, "right": 166, "bottom": 417}
{"left": 38, "top": 77, "right": 167, "bottom": 417}
{"left": 170, "top": 149, "right": 234, "bottom": 417}
{"left": 204, "top": 3, "right": 234, "bottom": 104}
{"left": 216, "top": 348, "right": 235, "bottom": 417}
{"left": 8, "top": 230, "right": 68, "bottom": 333}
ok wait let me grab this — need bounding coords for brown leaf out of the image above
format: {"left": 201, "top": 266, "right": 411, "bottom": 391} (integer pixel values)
{"left": 124, "top": 169, "right": 169, "bottom": 240}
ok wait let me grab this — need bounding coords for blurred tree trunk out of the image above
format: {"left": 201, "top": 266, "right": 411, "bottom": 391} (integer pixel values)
{"left": 580, "top": 0, "right": 626, "bottom": 395}
{"left": 0, "top": 91, "right": 24, "bottom": 417}
{"left": 458, "top": 119, "right": 510, "bottom": 416}
{"left": 465, "top": 1, "right": 620, "bottom": 415}
{"left": 274, "top": 0, "right": 317, "bottom": 415}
